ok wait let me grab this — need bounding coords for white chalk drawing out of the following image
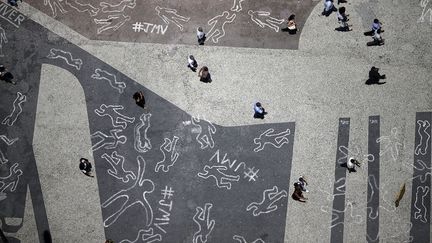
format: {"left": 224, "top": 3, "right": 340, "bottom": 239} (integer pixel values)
{"left": 253, "top": 128, "right": 290, "bottom": 152}
{"left": 0, "top": 150, "right": 7, "bottom": 164}
{"left": 207, "top": 11, "right": 236, "bottom": 43}
{"left": 100, "top": 0, "right": 136, "bottom": 13}
{"left": 366, "top": 175, "right": 379, "bottom": 220}
{"left": 154, "top": 186, "right": 174, "bottom": 234}
{"left": 246, "top": 186, "right": 287, "bottom": 216}
{"left": 233, "top": 235, "right": 265, "bottom": 243}
{"left": 247, "top": 10, "right": 284, "bottom": 32}
{"left": 318, "top": 177, "right": 346, "bottom": 201}
{"left": 2, "top": 92, "right": 27, "bottom": 127}
{"left": 65, "top": 0, "right": 99, "bottom": 16}
{"left": 120, "top": 227, "right": 162, "bottom": 243}
{"left": 243, "top": 167, "right": 259, "bottom": 182}
{"left": 132, "top": 22, "right": 168, "bottom": 35}
{"left": 198, "top": 165, "right": 240, "bottom": 190}
{"left": 0, "top": 135, "right": 18, "bottom": 146}
{"left": 47, "top": 48, "right": 82, "bottom": 70}
{"left": 0, "top": 163, "right": 23, "bottom": 193}
{"left": 134, "top": 113, "right": 152, "bottom": 153}
{"left": 376, "top": 127, "right": 404, "bottom": 161}
{"left": 94, "top": 104, "right": 135, "bottom": 129}
{"left": 90, "top": 129, "right": 127, "bottom": 151}
{"left": 419, "top": 0, "right": 432, "bottom": 23}
{"left": 101, "top": 151, "right": 136, "bottom": 183}
{"left": 366, "top": 221, "right": 413, "bottom": 243}
{"left": 91, "top": 68, "right": 126, "bottom": 93}
{"left": 413, "top": 186, "right": 429, "bottom": 223}
{"left": 44, "top": 0, "right": 67, "bottom": 17}
{"left": 337, "top": 145, "right": 375, "bottom": 166}
{"left": 161, "top": 186, "right": 174, "bottom": 200}
{"left": 154, "top": 136, "right": 180, "bottom": 173}
{"left": 414, "top": 120, "right": 430, "bottom": 155}
{"left": 0, "top": 25, "right": 7, "bottom": 57}
{"left": 94, "top": 14, "right": 131, "bottom": 34}
{"left": 155, "top": 6, "right": 190, "bottom": 31}
{"left": 191, "top": 116, "right": 216, "bottom": 150}
{"left": 410, "top": 159, "right": 432, "bottom": 183}
{"left": 320, "top": 201, "right": 363, "bottom": 228}
{"left": 193, "top": 203, "right": 215, "bottom": 243}
{"left": 209, "top": 149, "right": 247, "bottom": 172}
{"left": 231, "top": 0, "right": 246, "bottom": 12}
{"left": 102, "top": 156, "right": 154, "bottom": 227}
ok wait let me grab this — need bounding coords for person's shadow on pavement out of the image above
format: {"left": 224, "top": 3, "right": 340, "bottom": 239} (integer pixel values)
{"left": 365, "top": 66, "right": 386, "bottom": 85}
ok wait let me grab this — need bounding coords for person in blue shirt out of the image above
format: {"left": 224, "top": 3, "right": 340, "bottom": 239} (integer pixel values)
{"left": 253, "top": 102, "right": 267, "bottom": 119}
{"left": 364, "top": 19, "right": 383, "bottom": 36}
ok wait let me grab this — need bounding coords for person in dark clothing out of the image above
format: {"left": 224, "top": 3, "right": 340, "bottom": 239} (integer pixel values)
{"left": 335, "top": 7, "right": 351, "bottom": 32}
{"left": 364, "top": 19, "right": 383, "bottom": 36}
{"left": 187, "top": 55, "right": 198, "bottom": 72}
{"left": 133, "top": 91, "right": 146, "bottom": 108}
{"left": 79, "top": 158, "right": 94, "bottom": 177}
{"left": 197, "top": 27, "right": 206, "bottom": 45}
{"left": 322, "top": 0, "right": 337, "bottom": 17}
{"left": 367, "top": 29, "right": 384, "bottom": 46}
{"left": 0, "top": 65, "right": 16, "bottom": 84}
{"left": 292, "top": 182, "right": 307, "bottom": 202}
{"left": 8, "top": 0, "right": 22, "bottom": 7}
{"left": 253, "top": 102, "right": 267, "bottom": 119}
{"left": 281, "top": 14, "right": 297, "bottom": 34}
{"left": 365, "top": 66, "right": 386, "bottom": 85}
{"left": 198, "top": 66, "right": 212, "bottom": 83}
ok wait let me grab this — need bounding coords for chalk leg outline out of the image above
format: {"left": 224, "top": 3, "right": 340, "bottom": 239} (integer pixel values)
{"left": 154, "top": 136, "right": 180, "bottom": 173}
{"left": 134, "top": 113, "right": 152, "bottom": 153}
{"left": 91, "top": 69, "right": 126, "bottom": 94}
{"left": 101, "top": 151, "right": 136, "bottom": 183}
{"left": 94, "top": 104, "right": 135, "bottom": 129}
{"left": 197, "top": 165, "right": 240, "bottom": 190}
{"left": 100, "top": 0, "right": 136, "bottom": 13}
{"left": 414, "top": 120, "right": 430, "bottom": 155}
{"left": 119, "top": 227, "right": 162, "bottom": 243}
{"left": 246, "top": 186, "right": 288, "bottom": 216}
{"left": 192, "top": 203, "right": 215, "bottom": 243}
{"left": 94, "top": 14, "right": 131, "bottom": 34}
{"left": 2, "top": 92, "right": 27, "bottom": 127}
{"left": 47, "top": 48, "right": 83, "bottom": 70}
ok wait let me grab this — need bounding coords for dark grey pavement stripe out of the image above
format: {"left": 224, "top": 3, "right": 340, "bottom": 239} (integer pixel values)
{"left": 330, "top": 118, "right": 350, "bottom": 243}
{"left": 366, "top": 116, "right": 380, "bottom": 243}
{"left": 410, "top": 112, "right": 431, "bottom": 243}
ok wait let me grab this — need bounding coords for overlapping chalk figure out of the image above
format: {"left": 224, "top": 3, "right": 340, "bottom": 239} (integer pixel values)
{"left": 65, "top": 0, "right": 100, "bottom": 16}
{"left": 94, "top": 14, "right": 131, "bottom": 34}
{"left": 0, "top": 25, "right": 7, "bottom": 57}
{"left": 207, "top": 11, "right": 236, "bottom": 43}
{"left": 247, "top": 10, "right": 284, "bottom": 32}
{"left": 44, "top": 0, "right": 67, "bottom": 17}
{"left": 231, "top": 0, "right": 246, "bottom": 12}
{"left": 193, "top": 203, "right": 215, "bottom": 243}
{"left": 155, "top": 6, "right": 190, "bottom": 31}
{"left": 100, "top": 0, "right": 136, "bottom": 13}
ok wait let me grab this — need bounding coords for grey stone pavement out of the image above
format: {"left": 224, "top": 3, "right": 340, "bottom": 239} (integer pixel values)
{"left": 0, "top": 0, "right": 431, "bottom": 242}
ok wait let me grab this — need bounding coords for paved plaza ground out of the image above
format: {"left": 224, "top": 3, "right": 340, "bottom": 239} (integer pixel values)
{"left": 0, "top": 0, "right": 431, "bottom": 242}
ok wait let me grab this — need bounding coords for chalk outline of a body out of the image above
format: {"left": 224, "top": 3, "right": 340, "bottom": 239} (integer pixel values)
{"left": 376, "top": 127, "right": 404, "bottom": 161}
{"left": 246, "top": 186, "right": 287, "bottom": 216}
{"left": 119, "top": 227, "right": 162, "bottom": 243}
{"left": 2, "top": 92, "right": 27, "bottom": 127}
{"left": 155, "top": 6, "right": 190, "bottom": 31}
{"left": 320, "top": 201, "right": 363, "bottom": 228}
{"left": 0, "top": 135, "right": 18, "bottom": 164}
{"left": 0, "top": 163, "right": 23, "bottom": 193}
{"left": 253, "top": 128, "right": 290, "bottom": 152}
{"left": 191, "top": 116, "right": 216, "bottom": 150}
{"left": 94, "top": 104, "right": 135, "bottom": 129}
{"left": 65, "top": 0, "right": 100, "bottom": 16}
{"left": 134, "top": 113, "right": 152, "bottom": 153}
{"left": 94, "top": 14, "right": 131, "bottom": 34}
{"left": 233, "top": 235, "right": 265, "bottom": 243}
{"left": 198, "top": 165, "right": 240, "bottom": 190}
{"left": 44, "top": 0, "right": 67, "bottom": 18}
{"left": 90, "top": 129, "right": 127, "bottom": 151}
{"left": 154, "top": 136, "right": 180, "bottom": 173}
{"left": 101, "top": 151, "right": 136, "bottom": 183}
{"left": 47, "top": 48, "right": 83, "bottom": 70}
{"left": 192, "top": 203, "right": 215, "bottom": 243}
{"left": 100, "top": 0, "right": 136, "bottom": 13}
{"left": 231, "top": 0, "right": 246, "bottom": 12}
{"left": 419, "top": 0, "right": 432, "bottom": 23}
{"left": 366, "top": 175, "right": 379, "bottom": 220}
{"left": 337, "top": 145, "right": 375, "bottom": 165}
{"left": 101, "top": 156, "right": 155, "bottom": 227}
{"left": 207, "top": 11, "right": 236, "bottom": 43}
{"left": 413, "top": 186, "right": 430, "bottom": 223}
{"left": 414, "top": 120, "right": 430, "bottom": 155}
{"left": 247, "top": 10, "right": 284, "bottom": 32}
{"left": 91, "top": 68, "right": 126, "bottom": 94}
{"left": 0, "top": 25, "right": 7, "bottom": 57}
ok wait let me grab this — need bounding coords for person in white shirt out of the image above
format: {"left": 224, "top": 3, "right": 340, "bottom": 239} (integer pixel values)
{"left": 197, "top": 27, "right": 206, "bottom": 45}
{"left": 322, "top": 0, "right": 337, "bottom": 17}
{"left": 187, "top": 55, "right": 198, "bottom": 72}
{"left": 253, "top": 102, "right": 267, "bottom": 119}
{"left": 342, "top": 157, "right": 361, "bottom": 173}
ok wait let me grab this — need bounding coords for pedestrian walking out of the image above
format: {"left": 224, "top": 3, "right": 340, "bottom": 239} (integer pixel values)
{"left": 133, "top": 91, "right": 146, "bottom": 108}
{"left": 187, "top": 55, "right": 198, "bottom": 72}
{"left": 297, "top": 176, "right": 309, "bottom": 192}
{"left": 364, "top": 19, "right": 383, "bottom": 36}
{"left": 335, "top": 7, "right": 351, "bottom": 31}
{"left": 79, "top": 158, "right": 94, "bottom": 177}
{"left": 198, "top": 66, "right": 212, "bottom": 83}
{"left": 105, "top": 240, "right": 114, "bottom": 243}
{"left": 322, "top": 0, "right": 337, "bottom": 17}
{"left": 281, "top": 14, "right": 297, "bottom": 34}
{"left": 341, "top": 157, "right": 361, "bottom": 173}
{"left": 366, "top": 29, "right": 384, "bottom": 46}
{"left": 197, "top": 27, "right": 206, "bottom": 45}
{"left": 292, "top": 182, "right": 307, "bottom": 202}
{"left": 8, "top": 0, "right": 22, "bottom": 8}
{"left": 0, "top": 65, "right": 16, "bottom": 85}
{"left": 365, "top": 66, "right": 386, "bottom": 85}
{"left": 253, "top": 102, "right": 267, "bottom": 119}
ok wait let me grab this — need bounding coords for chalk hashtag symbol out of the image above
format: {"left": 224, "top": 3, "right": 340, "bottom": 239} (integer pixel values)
{"left": 132, "top": 22, "right": 144, "bottom": 32}
{"left": 244, "top": 167, "right": 259, "bottom": 182}
{"left": 161, "top": 186, "right": 174, "bottom": 200}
